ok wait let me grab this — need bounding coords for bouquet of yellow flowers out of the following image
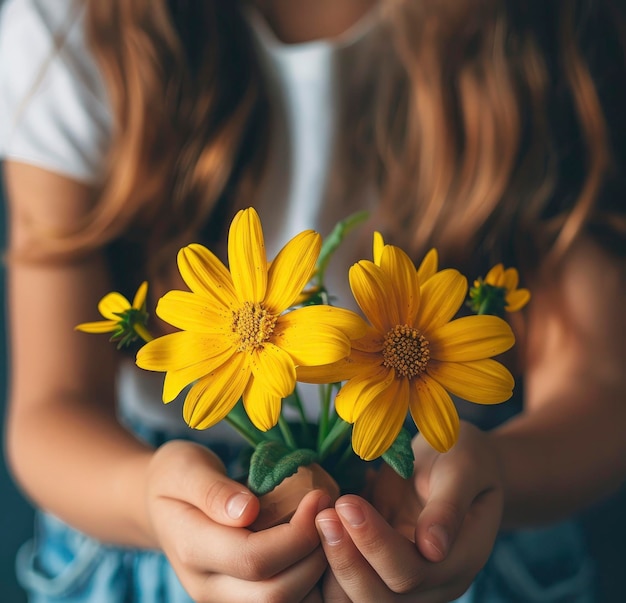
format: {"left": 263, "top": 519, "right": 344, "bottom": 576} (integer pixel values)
{"left": 77, "top": 208, "right": 529, "bottom": 526}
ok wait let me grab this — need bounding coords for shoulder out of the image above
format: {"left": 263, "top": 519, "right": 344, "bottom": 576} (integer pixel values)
{"left": 0, "top": 0, "right": 112, "bottom": 183}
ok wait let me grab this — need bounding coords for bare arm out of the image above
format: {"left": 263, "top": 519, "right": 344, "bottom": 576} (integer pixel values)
{"left": 492, "top": 236, "right": 626, "bottom": 526}
{"left": 3, "top": 162, "right": 330, "bottom": 602}
{"left": 3, "top": 160, "right": 156, "bottom": 546}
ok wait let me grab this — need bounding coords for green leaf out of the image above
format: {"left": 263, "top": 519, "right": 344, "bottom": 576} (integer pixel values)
{"left": 382, "top": 428, "right": 415, "bottom": 480}
{"left": 247, "top": 440, "right": 319, "bottom": 495}
{"left": 317, "top": 211, "right": 370, "bottom": 284}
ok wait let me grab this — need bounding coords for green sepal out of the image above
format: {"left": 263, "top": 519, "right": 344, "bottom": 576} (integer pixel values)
{"left": 382, "top": 428, "right": 415, "bottom": 480}
{"left": 247, "top": 440, "right": 319, "bottom": 495}
{"left": 467, "top": 282, "right": 507, "bottom": 317}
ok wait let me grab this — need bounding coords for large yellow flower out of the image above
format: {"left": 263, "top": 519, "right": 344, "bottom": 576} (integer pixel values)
{"left": 136, "top": 208, "right": 364, "bottom": 432}
{"left": 299, "top": 243, "right": 515, "bottom": 460}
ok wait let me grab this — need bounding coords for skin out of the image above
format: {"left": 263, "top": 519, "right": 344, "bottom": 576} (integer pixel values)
{"left": 5, "top": 1, "right": 626, "bottom": 602}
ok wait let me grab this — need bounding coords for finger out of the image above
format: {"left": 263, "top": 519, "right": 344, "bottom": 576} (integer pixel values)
{"left": 152, "top": 440, "right": 260, "bottom": 527}
{"left": 318, "top": 495, "right": 430, "bottom": 598}
{"left": 321, "top": 567, "right": 353, "bottom": 603}
{"left": 192, "top": 546, "right": 328, "bottom": 603}
{"left": 414, "top": 440, "right": 502, "bottom": 562}
{"left": 317, "top": 507, "right": 394, "bottom": 602}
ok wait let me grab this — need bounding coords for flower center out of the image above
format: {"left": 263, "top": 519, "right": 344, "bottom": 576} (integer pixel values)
{"left": 382, "top": 324, "right": 430, "bottom": 378}
{"left": 231, "top": 302, "right": 278, "bottom": 352}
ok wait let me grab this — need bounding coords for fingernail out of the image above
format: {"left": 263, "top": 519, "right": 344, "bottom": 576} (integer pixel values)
{"left": 317, "top": 518, "right": 343, "bottom": 544}
{"left": 427, "top": 524, "right": 449, "bottom": 558}
{"left": 226, "top": 492, "right": 252, "bottom": 519}
{"left": 336, "top": 502, "right": 365, "bottom": 527}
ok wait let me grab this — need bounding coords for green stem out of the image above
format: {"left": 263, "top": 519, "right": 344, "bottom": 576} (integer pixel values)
{"left": 290, "top": 386, "right": 312, "bottom": 442}
{"left": 318, "top": 418, "right": 352, "bottom": 461}
{"left": 224, "top": 411, "right": 263, "bottom": 448}
{"left": 278, "top": 415, "right": 298, "bottom": 450}
{"left": 317, "top": 384, "right": 332, "bottom": 451}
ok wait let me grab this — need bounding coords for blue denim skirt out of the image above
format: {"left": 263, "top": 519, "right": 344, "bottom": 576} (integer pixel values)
{"left": 15, "top": 421, "right": 596, "bottom": 602}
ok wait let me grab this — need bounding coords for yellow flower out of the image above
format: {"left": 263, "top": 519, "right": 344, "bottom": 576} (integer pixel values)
{"left": 469, "top": 264, "right": 531, "bottom": 315}
{"left": 136, "top": 208, "right": 364, "bottom": 432}
{"left": 299, "top": 244, "right": 515, "bottom": 460}
{"left": 373, "top": 232, "right": 438, "bottom": 282}
{"left": 75, "top": 281, "right": 152, "bottom": 348}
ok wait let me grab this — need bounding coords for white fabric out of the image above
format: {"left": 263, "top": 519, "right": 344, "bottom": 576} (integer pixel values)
{"left": 0, "top": 0, "right": 381, "bottom": 435}
{"left": 0, "top": 0, "right": 111, "bottom": 182}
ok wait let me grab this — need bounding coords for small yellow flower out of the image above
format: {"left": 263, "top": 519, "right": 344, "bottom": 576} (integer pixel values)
{"left": 299, "top": 244, "right": 515, "bottom": 460}
{"left": 136, "top": 208, "right": 365, "bottom": 432}
{"left": 469, "top": 264, "right": 531, "bottom": 315}
{"left": 75, "top": 282, "right": 152, "bottom": 348}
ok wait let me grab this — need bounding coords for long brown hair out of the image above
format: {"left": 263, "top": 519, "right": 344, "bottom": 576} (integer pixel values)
{"left": 372, "top": 0, "right": 626, "bottom": 267}
{"left": 39, "top": 0, "right": 626, "bottom": 287}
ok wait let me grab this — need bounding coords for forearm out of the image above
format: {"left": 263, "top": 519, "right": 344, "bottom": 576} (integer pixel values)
{"left": 6, "top": 392, "right": 157, "bottom": 548}
{"left": 489, "top": 386, "right": 626, "bottom": 529}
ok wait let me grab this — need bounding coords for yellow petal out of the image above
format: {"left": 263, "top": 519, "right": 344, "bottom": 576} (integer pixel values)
{"left": 409, "top": 375, "right": 460, "bottom": 453}
{"left": 334, "top": 366, "right": 395, "bottom": 423}
{"left": 75, "top": 320, "right": 118, "bottom": 334}
{"left": 98, "top": 292, "right": 131, "bottom": 319}
{"left": 243, "top": 378, "right": 282, "bottom": 431}
{"left": 162, "top": 343, "right": 237, "bottom": 402}
{"left": 264, "top": 230, "right": 321, "bottom": 313}
{"left": 132, "top": 281, "right": 149, "bottom": 309}
{"left": 429, "top": 315, "right": 515, "bottom": 362}
{"left": 228, "top": 208, "right": 267, "bottom": 303}
{"left": 352, "top": 377, "right": 408, "bottom": 460}
{"left": 505, "top": 289, "right": 531, "bottom": 312}
{"left": 378, "top": 245, "right": 420, "bottom": 325}
{"left": 278, "top": 305, "right": 368, "bottom": 342}
{"left": 177, "top": 244, "right": 237, "bottom": 307}
{"left": 427, "top": 359, "right": 514, "bottom": 404}
{"left": 136, "top": 331, "right": 233, "bottom": 372}
{"left": 273, "top": 322, "right": 350, "bottom": 367}
{"left": 372, "top": 231, "right": 384, "bottom": 265}
{"left": 349, "top": 260, "right": 397, "bottom": 333}
{"left": 484, "top": 264, "right": 504, "bottom": 287}
{"left": 415, "top": 269, "right": 467, "bottom": 331}
{"left": 295, "top": 348, "right": 375, "bottom": 383}
{"left": 156, "top": 290, "right": 233, "bottom": 333}
{"left": 502, "top": 267, "right": 519, "bottom": 292}
{"left": 351, "top": 328, "right": 385, "bottom": 353}
{"left": 417, "top": 248, "right": 438, "bottom": 283}
{"left": 249, "top": 343, "right": 296, "bottom": 399}
{"left": 183, "top": 354, "right": 250, "bottom": 429}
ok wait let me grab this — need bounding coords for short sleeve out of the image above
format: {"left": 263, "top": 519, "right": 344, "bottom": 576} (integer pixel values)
{"left": 0, "top": 0, "right": 112, "bottom": 183}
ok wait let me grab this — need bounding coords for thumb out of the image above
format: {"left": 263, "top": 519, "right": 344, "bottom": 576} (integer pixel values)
{"left": 151, "top": 440, "right": 260, "bottom": 528}
{"left": 413, "top": 459, "right": 476, "bottom": 563}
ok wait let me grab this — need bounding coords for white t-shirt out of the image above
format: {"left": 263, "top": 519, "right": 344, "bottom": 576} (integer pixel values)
{"left": 0, "top": 0, "right": 381, "bottom": 438}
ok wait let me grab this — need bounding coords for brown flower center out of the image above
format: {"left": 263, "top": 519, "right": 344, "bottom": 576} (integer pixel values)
{"left": 232, "top": 302, "right": 278, "bottom": 352}
{"left": 382, "top": 324, "right": 430, "bottom": 378}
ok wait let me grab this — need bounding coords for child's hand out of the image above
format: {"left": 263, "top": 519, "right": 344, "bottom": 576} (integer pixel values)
{"left": 315, "top": 422, "right": 503, "bottom": 602}
{"left": 145, "top": 440, "right": 329, "bottom": 603}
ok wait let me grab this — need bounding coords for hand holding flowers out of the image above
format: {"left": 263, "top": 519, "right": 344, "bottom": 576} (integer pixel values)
{"left": 77, "top": 207, "right": 529, "bottom": 531}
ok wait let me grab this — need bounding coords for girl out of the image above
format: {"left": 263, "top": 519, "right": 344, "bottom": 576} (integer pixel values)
{"left": 1, "top": 0, "right": 625, "bottom": 601}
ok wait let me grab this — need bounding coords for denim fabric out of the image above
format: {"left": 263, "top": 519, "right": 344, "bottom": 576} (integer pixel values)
{"left": 16, "top": 513, "right": 193, "bottom": 603}
{"left": 455, "top": 523, "right": 596, "bottom": 603}
{"left": 16, "top": 420, "right": 596, "bottom": 602}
